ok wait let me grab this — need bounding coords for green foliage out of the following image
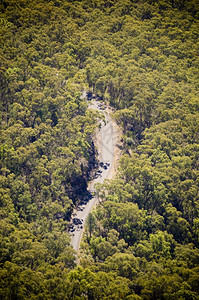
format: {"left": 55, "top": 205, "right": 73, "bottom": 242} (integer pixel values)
{"left": 1, "top": 0, "right": 199, "bottom": 298}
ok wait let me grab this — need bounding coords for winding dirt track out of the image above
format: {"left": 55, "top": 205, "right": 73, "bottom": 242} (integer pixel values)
{"left": 70, "top": 99, "right": 119, "bottom": 257}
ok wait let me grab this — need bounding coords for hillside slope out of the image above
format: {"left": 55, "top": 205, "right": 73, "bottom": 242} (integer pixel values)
{"left": 0, "top": 0, "right": 199, "bottom": 299}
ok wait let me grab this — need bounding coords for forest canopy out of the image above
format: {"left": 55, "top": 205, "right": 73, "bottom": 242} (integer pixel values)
{"left": 0, "top": 0, "right": 199, "bottom": 299}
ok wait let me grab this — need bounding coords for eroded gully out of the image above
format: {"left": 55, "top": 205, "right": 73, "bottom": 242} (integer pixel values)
{"left": 70, "top": 98, "right": 118, "bottom": 258}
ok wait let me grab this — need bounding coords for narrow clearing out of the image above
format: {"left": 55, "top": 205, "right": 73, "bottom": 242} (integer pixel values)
{"left": 70, "top": 98, "right": 121, "bottom": 257}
